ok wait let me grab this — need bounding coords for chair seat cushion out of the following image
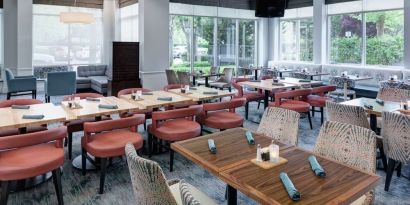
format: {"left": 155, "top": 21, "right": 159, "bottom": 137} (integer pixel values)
{"left": 271, "top": 100, "right": 310, "bottom": 113}
{"left": 0, "top": 143, "right": 64, "bottom": 181}
{"left": 89, "top": 76, "right": 108, "bottom": 88}
{"left": 307, "top": 95, "right": 334, "bottom": 107}
{"left": 243, "top": 91, "right": 264, "bottom": 102}
{"left": 203, "top": 111, "right": 244, "bottom": 130}
{"left": 82, "top": 130, "right": 143, "bottom": 158}
{"left": 149, "top": 119, "right": 201, "bottom": 142}
{"left": 169, "top": 182, "right": 217, "bottom": 205}
{"left": 0, "top": 126, "right": 47, "bottom": 137}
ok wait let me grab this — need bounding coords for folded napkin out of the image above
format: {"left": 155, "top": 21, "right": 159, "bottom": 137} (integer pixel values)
{"left": 11, "top": 105, "right": 30, "bottom": 109}
{"left": 208, "top": 139, "right": 217, "bottom": 154}
{"left": 272, "top": 83, "right": 285, "bottom": 86}
{"left": 280, "top": 172, "right": 301, "bottom": 201}
{"left": 86, "top": 97, "right": 100, "bottom": 102}
{"left": 190, "top": 87, "right": 198, "bottom": 90}
{"left": 364, "top": 104, "right": 373, "bottom": 110}
{"left": 22, "top": 114, "right": 45, "bottom": 120}
{"left": 308, "top": 155, "right": 326, "bottom": 178}
{"left": 299, "top": 79, "right": 311, "bottom": 83}
{"left": 375, "top": 98, "right": 384, "bottom": 106}
{"left": 142, "top": 92, "right": 154, "bottom": 95}
{"left": 157, "top": 97, "right": 173, "bottom": 101}
{"left": 245, "top": 131, "right": 255, "bottom": 145}
{"left": 98, "top": 104, "right": 118, "bottom": 109}
{"left": 250, "top": 80, "right": 261, "bottom": 83}
{"left": 203, "top": 91, "right": 218, "bottom": 95}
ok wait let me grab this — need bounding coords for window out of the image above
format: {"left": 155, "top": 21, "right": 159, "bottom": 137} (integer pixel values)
{"left": 33, "top": 5, "right": 103, "bottom": 66}
{"left": 193, "top": 16, "right": 214, "bottom": 73}
{"left": 279, "top": 7, "right": 313, "bottom": 62}
{"left": 120, "top": 3, "right": 139, "bottom": 42}
{"left": 328, "top": 0, "right": 404, "bottom": 67}
{"left": 217, "top": 18, "right": 236, "bottom": 70}
{"left": 170, "top": 15, "right": 192, "bottom": 72}
{"left": 238, "top": 20, "right": 256, "bottom": 67}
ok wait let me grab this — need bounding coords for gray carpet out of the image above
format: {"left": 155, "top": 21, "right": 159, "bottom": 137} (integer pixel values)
{"left": 2, "top": 94, "right": 410, "bottom": 205}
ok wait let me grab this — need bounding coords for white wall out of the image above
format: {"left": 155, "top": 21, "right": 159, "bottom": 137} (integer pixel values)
{"left": 103, "top": 0, "right": 117, "bottom": 78}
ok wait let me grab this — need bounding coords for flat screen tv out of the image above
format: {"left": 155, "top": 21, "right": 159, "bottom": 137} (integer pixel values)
{"left": 255, "top": 0, "right": 287, "bottom": 18}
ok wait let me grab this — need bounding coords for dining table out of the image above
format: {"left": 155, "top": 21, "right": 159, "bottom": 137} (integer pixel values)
{"left": 120, "top": 90, "right": 193, "bottom": 109}
{"left": 167, "top": 86, "right": 234, "bottom": 103}
{"left": 267, "top": 68, "right": 297, "bottom": 78}
{"left": 244, "top": 67, "right": 262, "bottom": 80}
{"left": 333, "top": 75, "right": 373, "bottom": 101}
{"left": 291, "top": 71, "right": 330, "bottom": 80}
{"left": 171, "top": 128, "right": 381, "bottom": 205}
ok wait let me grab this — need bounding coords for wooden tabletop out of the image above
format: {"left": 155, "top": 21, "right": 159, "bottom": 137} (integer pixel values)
{"left": 120, "top": 90, "right": 193, "bottom": 109}
{"left": 341, "top": 98, "right": 401, "bottom": 117}
{"left": 279, "top": 77, "right": 323, "bottom": 86}
{"left": 333, "top": 75, "right": 373, "bottom": 81}
{"left": 238, "top": 80, "right": 298, "bottom": 92}
{"left": 168, "top": 86, "right": 235, "bottom": 102}
{"left": 0, "top": 103, "right": 68, "bottom": 131}
{"left": 220, "top": 146, "right": 381, "bottom": 205}
{"left": 62, "top": 96, "right": 141, "bottom": 120}
{"left": 171, "top": 128, "right": 293, "bottom": 176}
{"left": 292, "top": 72, "right": 330, "bottom": 77}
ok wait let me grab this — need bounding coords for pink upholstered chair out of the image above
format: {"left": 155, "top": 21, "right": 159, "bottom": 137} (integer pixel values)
{"left": 118, "top": 88, "right": 153, "bottom": 130}
{"left": 307, "top": 85, "right": 336, "bottom": 124}
{"left": 148, "top": 105, "right": 203, "bottom": 172}
{"left": 0, "top": 127, "right": 67, "bottom": 205}
{"left": 201, "top": 98, "right": 246, "bottom": 130}
{"left": 269, "top": 89, "right": 313, "bottom": 129}
{"left": 81, "top": 114, "right": 145, "bottom": 194}
{"left": 232, "top": 78, "right": 264, "bottom": 120}
{"left": 0, "top": 99, "right": 47, "bottom": 137}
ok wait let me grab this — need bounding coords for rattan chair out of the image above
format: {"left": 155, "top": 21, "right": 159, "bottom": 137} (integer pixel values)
{"left": 381, "top": 112, "right": 410, "bottom": 191}
{"left": 314, "top": 121, "right": 377, "bottom": 205}
{"left": 257, "top": 107, "right": 300, "bottom": 146}
{"left": 124, "top": 143, "right": 216, "bottom": 205}
{"left": 376, "top": 88, "right": 410, "bottom": 102}
{"left": 326, "top": 101, "right": 371, "bottom": 129}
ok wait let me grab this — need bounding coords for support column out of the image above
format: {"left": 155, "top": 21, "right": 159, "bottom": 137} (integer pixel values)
{"left": 257, "top": 18, "right": 269, "bottom": 67}
{"left": 103, "top": 0, "right": 117, "bottom": 78}
{"left": 404, "top": 0, "right": 410, "bottom": 69}
{"left": 313, "top": 0, "right": 326, "bottom": 65}
{"left": 269, "top": 18, "right": 280, "bottom": 62}
{"left": 139, "top": 0, "right": 169, "bottom": 90}
{"left": 4, "top": 0, "right": 33, "bottom": 76}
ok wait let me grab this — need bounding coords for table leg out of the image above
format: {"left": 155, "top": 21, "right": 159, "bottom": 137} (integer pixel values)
{"left": 370, "top": 114, "right": 377, "bottom": 132}
{"left": 279, "top": 72, "right": 283, "bottom": 78}
{"left": 227, "top": 185, "right": 237, "bottom": 205}
{"left": 254, "top": 70, "right": 258, "bottom": 80}
{"left": 205, "top": 77, "right": 209, "bottom": 87}
{"left": 343, "top": 82, "right": 348, "bottom": 101}
{"left": 192, "top": 76, "right": 196, "bottom": 86}
{"left": 264, "top": 90, "right": 270, "bottom": 109}
{"left": 311, "top": 76, "right": 314, "bottom": 80}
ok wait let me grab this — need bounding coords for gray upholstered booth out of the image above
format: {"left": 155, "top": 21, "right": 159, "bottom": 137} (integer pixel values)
{"left": 76, "top": 65, "right": 109, "bottom": 94}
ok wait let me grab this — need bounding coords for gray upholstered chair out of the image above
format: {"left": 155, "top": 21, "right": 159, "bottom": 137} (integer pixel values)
{"left": 4, "top": 68, "right": 37, "bottom": 100}
{"left": 45, "top": 71, "right": 76, "bottom": 103}
{"left": 197, "top": 67, "right": 220, "bottom": 86}
{"left": 376, "top": 88, "right": 410, "bottom": 102}
{"left": 166, "top": 69, "right": 179, "bottom": 85}
{"left": 382, "top": 112, "right": 410, "bottom": 191}
{"left": 209, "top": 67, "right": 234, "bottom": 91}
{"left": 257, "top": 107, "right": 300, "bottom": 146}
{"left": 177, "top": 71, "right": 192, "bottom": 86}
{"left": 314, "top": 121, "right": 377, "bottom": 205}
{"left": 124, "top": 143, "right": 217, "bottom": 205}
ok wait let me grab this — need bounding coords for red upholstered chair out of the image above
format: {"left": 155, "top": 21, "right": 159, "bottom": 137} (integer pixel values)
{"left": 148, "top": 105, "right": 203, "bottom": 172}
{"left": 0, "top": 127, "right": 67, "bottom": 205}
{"left": 201, "top": 98, "right": 246, "bottom": 131}
{"left": 0, "top": 99, "right": 47, "bottom": 137}
{"left": 81, "top": 114, "right": 145, "bottom": 194}
{"left": 269, "top": 89, "right": 313, "bottom": 129}
{"left": 117, "top": 88, "right": 153, "bottom": 130}
{"left": 307, "top": 86, "right": 336, "bottom": 124}
{"left": 232, "top": 78, "right": 264, "bottom": 120}
{"left": 63, "top": 93, "right": 106, "bottom": 160}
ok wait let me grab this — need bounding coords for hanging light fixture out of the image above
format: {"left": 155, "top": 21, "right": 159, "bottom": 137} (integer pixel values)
{"left": 60, "top": 0, "right": 95, "bottom": 24}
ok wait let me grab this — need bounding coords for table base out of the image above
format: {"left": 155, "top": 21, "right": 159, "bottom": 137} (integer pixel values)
{"left": 72, "top": 155, "right": 98, "bottom": 171}
{"left": 227, "top": 185, "right": 237, "bottom": 205}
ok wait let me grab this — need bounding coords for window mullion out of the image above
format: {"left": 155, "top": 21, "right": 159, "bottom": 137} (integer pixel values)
{"left": 362, "top": 12, "right": 366, "bottom": 67}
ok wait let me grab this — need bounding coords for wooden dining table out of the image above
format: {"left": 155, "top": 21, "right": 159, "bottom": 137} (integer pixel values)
{"left": 291, "top": 71, "right": 330, "bottom": 80}
{"left": 167, "top": 86, "right": 234, "bottom": 103}
{"left": 120, "top": 90, "right": 193, "bottom": 109}
{"left": 171, "top": 128, "right": 381, "bottom": 205}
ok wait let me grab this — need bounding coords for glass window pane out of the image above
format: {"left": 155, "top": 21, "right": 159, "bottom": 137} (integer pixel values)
{"left": 365, "top": 10, "right": 404, "bottom": 66}
{"left": 280, "top": 20, "right": 297, "bottom": 61}
{"left": 193, "top": 16, "right": 214, "bottom": 73}
{"left": 329, "top": 14, "right": 363, "bottom": 64}
{"left": 217, "top": 18, "right": 237, "bottom": 71}
{"left": 300, "top": 19, "right": 313, "bottom": 62}
{"left": 70, "top": 19, "right": 103, "bottom": 65}
{"left": 170, "top": 15, "right": 192, "bottom": 72}
{"left": 238, "top": 20, "right": 256, "bottom": 67}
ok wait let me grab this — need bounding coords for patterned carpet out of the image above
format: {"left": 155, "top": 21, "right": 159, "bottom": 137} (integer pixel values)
{"left": 2, "top": 94, "right": 410, "bottom": 205}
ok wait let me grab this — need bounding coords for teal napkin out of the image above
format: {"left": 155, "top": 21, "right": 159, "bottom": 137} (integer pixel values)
{"left": 12, "top": 105, "right": 30, "bottom": 109}
{"left": 280, "top": 172, "right": 301, "bottom": 201}
{"left": 308, "top": 155, "right": 326, "bottom": 178}
{"left": 203, "top": 91, "right": 218, "bottom": 95}
{"left": 208, "top": 139, "right": 217, "bottom": 154}
{"left": 364, "top": 104, "right": 373, "bottom": 110}
{"left": 142, "top": 92, "right": 154, "bottom": 95}
{"left": 22, "top": 114, "right": 44, "bottom": 120}
{"left": 157, "top": 97, "right": 172, "bottom": 101}
{"left": 190, "top": 87, "right": 197, "bottom": 90}
{"left": 86, "top": 97, "right": 100, "bottom": 102}
{"left": 98, "top": 104, "right": 118, "bottom": 109}
{"left": 299, "top": 79, "right": 311, "bottom": 83}
{"left": 245, "top": 131, "right": 255, "bottom": 145}
{"left": 376, "top": 98, "right": 384, "bottom": 106}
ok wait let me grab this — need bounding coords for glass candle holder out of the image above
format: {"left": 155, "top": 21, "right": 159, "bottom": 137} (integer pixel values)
{"left": 269, "top": 144, "right": 280, "bottom": 163}
{"left": 136, "top": 90, "right": 142, "bottom": 100}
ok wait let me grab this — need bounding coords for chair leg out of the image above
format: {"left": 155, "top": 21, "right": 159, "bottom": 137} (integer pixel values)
{"left": 81, "top": 148, "right": 87, "bottom": 176}
{"left": 257, "top": 101, "right": 261, "bottom": 109}
{"left": 397, "top": 162, "right": 402, "bottom": 177}
{"left": 144, "top": 122, "right": 147, "bottom": 131}
{"left": 245, "top": 102, "right": 249, "bottom": 120}
{"left": 6, "top": 92, "right": 11, "bottom": 100}
{"left": 228, "top": 87, "right": 232, "bottom": 92}
{"left": 68, "top": 132, "right": 73, "bottom": 160}
{"left": 385, "top": 158, "right": 397, "bottom": 191}
{"left": 307, "top": 112, "right": 313, "bottom": 130}
{"left": 320, "top": 107, "right": 324, "bottom": 125}
{"left": 170, "top": 148, "right": 174, "bottom": 172}
{"left": 0, "top": 181, "right": 10, "bottom": 205}
{"left": 99, "top": 158, "right": 108, "bottom": 194}
{"left": 312, "top": 106, "right": 315, "bottom": 117}
{"left": 148, "top": 133, "right": 153, "bottom": 158}
{"left": 378, "top": 143, "right": 388, "bottom": 172}
{"left": 52, "top": 169, "right": 64, "bottom": 205}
